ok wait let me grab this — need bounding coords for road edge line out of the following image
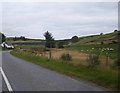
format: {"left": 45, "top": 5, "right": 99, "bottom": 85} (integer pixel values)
{"left": 0, "top": 67, "right": 13, "bottom": 91}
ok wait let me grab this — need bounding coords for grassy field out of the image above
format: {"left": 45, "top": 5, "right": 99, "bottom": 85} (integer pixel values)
{"left": 11, "top": 47, "right": 118, "bottom": 90}
{"left": 14, "top": 45, "right": 116, "bottom": 67}
{"left": 67, "top": 44, "right": 118, "bottom": 60}
{"left": 15, "top": 45, "right": 44, "bottom": 49}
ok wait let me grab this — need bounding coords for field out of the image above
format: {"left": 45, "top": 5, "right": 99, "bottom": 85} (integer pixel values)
{"left": 15, "top": 44, "right": 117, "bottom": 68}
{"left": 67, "top": 44, "right": 118, "bottom": 60}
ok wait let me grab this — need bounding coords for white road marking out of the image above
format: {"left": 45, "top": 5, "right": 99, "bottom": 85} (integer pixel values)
{"left": 0, "top": 67, "right": 13, "bottom": 91}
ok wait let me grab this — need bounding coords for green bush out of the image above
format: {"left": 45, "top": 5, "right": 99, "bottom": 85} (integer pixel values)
{"left": 57, "top": 42, "right": 64, "bottom": 48}
{"left": 60, "top": 53, "right": 72, "bottom": 63}
{"left": 87, "top": 54, "right": 100, "bottom": 68}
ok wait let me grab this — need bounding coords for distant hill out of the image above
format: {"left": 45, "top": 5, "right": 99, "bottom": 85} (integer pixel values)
{"left": 6, "top": 37, "right": 45, "bottom": 45}
{"left": 6, "top": 37, "right": 44, "bottom": 42}
{"left": 72, "top": 31, "right": 119, "bottom": 45}
{"left": 5, "top": 31, "right": 120, "bottom": 46}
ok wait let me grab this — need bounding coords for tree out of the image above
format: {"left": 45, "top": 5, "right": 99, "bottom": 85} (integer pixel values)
{"left": 71, "top": 36, "right": 79, "bottom": 43}
{"left": 114, "top": 30, "right": 118, "bottom": 32}
{"left": 100, "top": 33, "right": 103, "bottom": 35}
{"left": 13, "top": 36, "right": 26, "bottom": 41}
{"left": 44, "top": 31, "right": 55, "bottom": 48}
{"left": 2, "top": 33, "right": 6, "bottom": 43}
{"left": 20, "top": 36, "right": 26, "bottom": 41}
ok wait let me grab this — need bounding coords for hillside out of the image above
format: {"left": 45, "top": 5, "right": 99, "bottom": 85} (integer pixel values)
{"left": 73, "top": 31, "right": 119, "bottom": 45}
{"left": 6, "top": 37, "right": 45, "bottom": 45}
{"left": 6, "top": 37, "right": 44, "bottom": 42}
{"left": 4, "top": 31, "right": 120, "bottom": 46}
{"left": 67, "top": 31, "right": 119, "bottom": 60}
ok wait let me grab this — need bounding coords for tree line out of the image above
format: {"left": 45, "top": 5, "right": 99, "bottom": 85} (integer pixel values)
{"left": 44, "top": 31, "right": 79, "bottom": 48}
{"left": 13, "top": 36, "right": 26, "bottom": 41}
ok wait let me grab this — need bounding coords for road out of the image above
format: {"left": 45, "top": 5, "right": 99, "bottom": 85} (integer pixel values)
{"left": 2, "top": 51, "right": 106, "bottom": 91}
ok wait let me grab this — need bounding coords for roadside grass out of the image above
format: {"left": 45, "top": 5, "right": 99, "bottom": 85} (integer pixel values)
{"left": 11, "top": 49, "right": 118, "bottom": 90}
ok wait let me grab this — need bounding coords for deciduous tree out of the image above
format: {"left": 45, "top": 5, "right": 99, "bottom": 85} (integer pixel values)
{"left": 71, "top": 36, "right": 79, "bottom": 42}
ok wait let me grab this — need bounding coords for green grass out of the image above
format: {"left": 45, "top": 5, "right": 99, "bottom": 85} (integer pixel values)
{"left": 67, "top": 44, "right": 118, "bottom": 60}
{"left": 66, "top": 32, "right": 119, "bottom": 60}
{"left": 11, "top": 49, "right": 118, "bottom": 90}
{"left": 74, "top": 31, "right": 118, "bottom": 45}
{"left": 77, "top": 35, "right": 101, "bottom": 44}
{"left": 15, "top": 45, "right": 44, "bottom": 49}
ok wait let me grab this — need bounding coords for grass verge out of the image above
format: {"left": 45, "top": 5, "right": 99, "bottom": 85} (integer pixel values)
{"left": 11, "top": 50, "right": 118, "bottom": 90}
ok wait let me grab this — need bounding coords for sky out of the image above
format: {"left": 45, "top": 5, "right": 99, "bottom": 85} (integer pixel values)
{"left": 1, "top": 1, "right": 118, "bottom": 40}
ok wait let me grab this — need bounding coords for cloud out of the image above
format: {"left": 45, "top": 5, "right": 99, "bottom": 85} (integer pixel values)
{"left": 2, "top": 2, "right": 118, "bottom": 40}
{"left": 1, "top": 0, "right": 119, "bottom": 2}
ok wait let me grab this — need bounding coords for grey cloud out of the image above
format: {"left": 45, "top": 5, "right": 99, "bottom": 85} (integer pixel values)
{"left": 2, "top": 2, "right": 118, "bottom": 40}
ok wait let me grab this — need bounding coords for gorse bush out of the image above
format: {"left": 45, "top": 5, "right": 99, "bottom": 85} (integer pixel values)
{"left": 60, "top": 53, "right": 72, "bottom": 63}
{"left": 87, "top": 54, "right": 100, "bottom": 68}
